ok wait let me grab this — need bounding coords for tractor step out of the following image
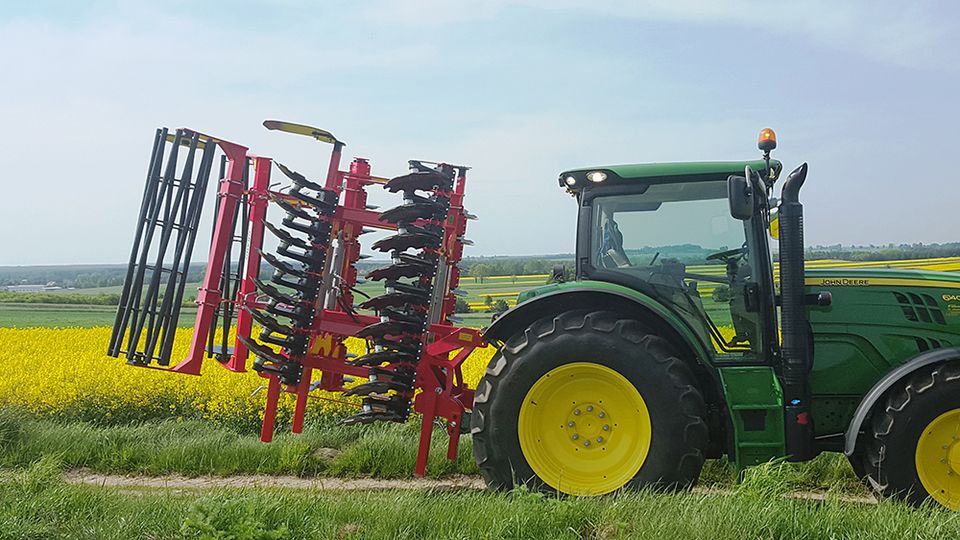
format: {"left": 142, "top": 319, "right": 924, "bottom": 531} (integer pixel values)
{"left": 718, "top": 366, "right": 786, "bottom": 470}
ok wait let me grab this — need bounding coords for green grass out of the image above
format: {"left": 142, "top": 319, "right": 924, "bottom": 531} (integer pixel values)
{"left": 1, "top": 457, "right": 958, "bottom": 539}
{"left": 0, "top": 410, "right": 476, "bottom": 478}
{"left": 0, "top": 303, "right": 198, "bottom": 328}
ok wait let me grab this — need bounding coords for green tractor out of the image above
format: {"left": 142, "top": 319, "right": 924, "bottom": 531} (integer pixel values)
{"left": 472, "top": 128, "right": 960, "bottom": 508}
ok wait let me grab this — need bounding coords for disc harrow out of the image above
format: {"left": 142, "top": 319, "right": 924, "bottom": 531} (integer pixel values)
{"left": 109, "top": 120, "right": 486, "bottom": 477}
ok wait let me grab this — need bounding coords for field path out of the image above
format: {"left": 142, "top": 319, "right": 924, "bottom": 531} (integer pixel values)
{"left": 65, "top": 471, "right": 485, "bottom": 491}
{"left": 63, "top": 471, "right": 877, "bottom": 504}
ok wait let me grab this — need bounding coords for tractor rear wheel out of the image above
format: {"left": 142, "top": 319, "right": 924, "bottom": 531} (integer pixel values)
{"left": 863, "top": 361, "right": 960, "bottom": 509}
{"left": 471, "top": 311, "right": 708, "bottom": 496}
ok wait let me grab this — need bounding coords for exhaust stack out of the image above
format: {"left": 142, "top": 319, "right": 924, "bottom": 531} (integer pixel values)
{"left": 778, "top": 162, "right": 814, "bottom": 461}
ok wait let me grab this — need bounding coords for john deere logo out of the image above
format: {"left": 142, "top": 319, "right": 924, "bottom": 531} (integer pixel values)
{"left": 944, "top": 294, "right": 960, "bottom": 302}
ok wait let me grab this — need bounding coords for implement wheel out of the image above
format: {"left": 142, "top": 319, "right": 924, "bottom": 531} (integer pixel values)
{"left": 864, "top": 361, "right": 960, "bottom": 509}
{"left": 471, "top": 311, "right": 708, "bottom": 496}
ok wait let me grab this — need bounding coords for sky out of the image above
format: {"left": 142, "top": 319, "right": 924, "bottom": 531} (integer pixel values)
{"left": 0, "top": 0, "right": 957, "bottom": 265}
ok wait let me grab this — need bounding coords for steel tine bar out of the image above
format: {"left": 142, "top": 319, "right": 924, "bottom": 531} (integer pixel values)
{"left": 146, "top": 131, "right": 200, "bottom": 361}
{"left": 126, "top": 129, "right": 182, "bottom": 356}
{"left": 136, "top": 128, "right": 192, "bottom": 360}
{"left": 120, "top": 127, "right": 169, "bottom": 356}
{"left": 154, "top": 132, "right": 204, "bottom": 363}
{"left": 109, "top": 128, "right": 164, "bottom": 356}
{"left": 161, "top": 137, "right": 217, "bottom": 363}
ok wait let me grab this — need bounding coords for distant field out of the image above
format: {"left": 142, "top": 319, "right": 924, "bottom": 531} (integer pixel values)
{"left": 0, "top": 303, "right": 198, "bottom": 329}
{"left": 3, "top": 257, "right": 960, "bottom": 330}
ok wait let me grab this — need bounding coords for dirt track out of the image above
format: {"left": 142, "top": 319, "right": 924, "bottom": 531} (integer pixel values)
{"left": 65, "top": 471, "right": 486, "bottom": 491}
{"left": 63, "top": 471, "right": 877, "bottom": 504}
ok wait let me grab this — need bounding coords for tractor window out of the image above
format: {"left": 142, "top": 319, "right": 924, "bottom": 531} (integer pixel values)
{"left": 590, "top": 181, "right": 763, "bottom": 357}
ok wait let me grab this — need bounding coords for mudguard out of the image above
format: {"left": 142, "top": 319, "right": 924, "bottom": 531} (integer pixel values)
{"left": 483, "top": 282, "right": 713, "bottom": 363}
{"left": 844, "top": 346, "right": 960, "bottom": 455}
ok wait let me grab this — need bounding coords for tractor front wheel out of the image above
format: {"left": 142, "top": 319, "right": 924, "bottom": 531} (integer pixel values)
{"left": 471, "top": 311, "right": 708, "bottom": 496}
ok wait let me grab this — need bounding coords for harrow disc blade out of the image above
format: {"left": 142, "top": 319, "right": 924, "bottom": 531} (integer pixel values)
{"left": 277, "top": 244, "right": 326, "bottom": 267}
{"left": 367, "top": 365, "right": 416, "bottom": 383}
{"left": 275, "top": 162, "right": 325, "bottom": 191}
{"left": 341, "top": 411, "right": 407, "bottom": 425}
{"left": 359, "top": 292, "right": 429, "bottom": 311}
{"left": 377, "top": 307, "right": 426, "bottom": 325}
{"left": 255, "top": 278, "right": 304, "bottom": 306}
{"left": 252, "top": 358, "right": 303, "bottom": 385}
{"left": 396, "top": 252, "right": 438, "bottom": 269}
{"left": 264, "top": 221, "right": 312, "bottom": 250}
{"left": 258, "top": 330, "right": 307, "bottom": 352}
{"left": 238, "top": 335, "right": 286, "bottom": 364}
{"left": 385, "top": 171, "right": 451, "bottom": 193}
{"left": 261, "top": 250, "right": 308, "bottom": 278}
{"left": 343, "top": 380, "right": 413, "bottom": 397}
{"left": 369, "top": 337, "right": 422, "bottom": 356}
{"left": 366, "top": 262, "right": 432, "bottom": 281}
{"left": 264, "top": 302, "right": 313, "bottom": 325}
{"left": 350, "top": 350, "right": 418, "bottom": 367}
{"left": 282, "top": 215, "right": 332, "bottom": 237}
{"left": 378, "top": 201, "right": 446, "bottom": 224}
{"left": 270, "top": 272, "right": 320, "bottom": 294}
{"left": 242, "top": 306, "right": 292, "bottom": 335}
{"left": 372, "top": 231, "right": 441, "bottom": 253}
{"left": 355, "top": 319, "right": 423, "bottom": 340}
{"left": 289, "top": 188, "right": 337, "bottom": 210}
{"left": 389, "top": 281, "right": 432, "bottom": 299}
{"left": 273, "top": 196, "right": 314, "bottom": 221}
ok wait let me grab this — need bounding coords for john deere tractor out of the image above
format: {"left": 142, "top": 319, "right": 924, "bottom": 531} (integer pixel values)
{"left": 473, "top": 129, "right": 960, "bottom": 508}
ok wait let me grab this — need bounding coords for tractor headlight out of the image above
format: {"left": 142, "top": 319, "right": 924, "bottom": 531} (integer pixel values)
{"left": 586, "top": 171, "right": 607, "bottom": 183}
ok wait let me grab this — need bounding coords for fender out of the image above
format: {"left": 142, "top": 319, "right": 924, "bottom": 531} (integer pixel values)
{"left": 483, "top": 282, "right": 713, "bottom": 363}
{"left": 844, "top": 346, "right": 960, "bottom": 455}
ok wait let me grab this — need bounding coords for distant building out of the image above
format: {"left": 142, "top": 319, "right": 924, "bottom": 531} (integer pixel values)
{"left": 3, "top": 283, "right": 62, "bottom": 293}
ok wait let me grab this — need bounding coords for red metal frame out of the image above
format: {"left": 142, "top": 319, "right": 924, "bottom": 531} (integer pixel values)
{"left": 136, "top": 126, "right": 486, "bottom": 475}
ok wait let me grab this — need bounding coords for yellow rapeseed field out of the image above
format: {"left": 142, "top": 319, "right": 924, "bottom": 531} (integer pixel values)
{"left": 0, "top": 327, "right": 494, "bottom": 429}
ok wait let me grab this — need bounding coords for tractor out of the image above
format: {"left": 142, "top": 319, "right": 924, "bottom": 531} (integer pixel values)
{"left": 474, "top": 129, "right": 960, "bottom": 508}
{"left": 108, "top": 123, "right": 960, "bottom": 510}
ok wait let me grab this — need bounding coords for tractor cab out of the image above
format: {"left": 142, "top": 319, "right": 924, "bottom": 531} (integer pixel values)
{"left": 558, "top": 159, "right": 782, "bottom": 361}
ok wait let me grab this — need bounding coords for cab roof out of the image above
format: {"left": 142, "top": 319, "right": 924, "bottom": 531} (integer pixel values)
{"left": 559, "top": 159, "right": 781, "bottom": 190}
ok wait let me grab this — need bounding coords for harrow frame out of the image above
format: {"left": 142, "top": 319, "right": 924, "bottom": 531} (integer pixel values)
{"left": 109, "top": 122, "right": 486, "bottom": 475}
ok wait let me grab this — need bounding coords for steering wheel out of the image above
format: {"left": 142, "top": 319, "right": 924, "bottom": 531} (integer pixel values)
{"left": 706, "top": 246, "right": 747, "bottom": 263}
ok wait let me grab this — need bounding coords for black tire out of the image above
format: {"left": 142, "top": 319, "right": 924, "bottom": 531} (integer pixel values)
{"left": 846, "top": 451, "right": 870, "bottom": 484}
{"left": 471, "top": 310, "right": 708, "bottom": 494}
{"left": 863, "top": 361, "right": 960, "bottom": 507}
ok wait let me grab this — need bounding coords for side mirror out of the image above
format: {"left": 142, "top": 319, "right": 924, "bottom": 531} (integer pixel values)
{"left": 727, "top": 174, "right": 754, "bottom": 220}
{"left": 550, "top": 265, "right": 566, "bottom": 283}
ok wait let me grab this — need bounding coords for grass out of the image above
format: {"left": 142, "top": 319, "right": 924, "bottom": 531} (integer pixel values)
{"left": 0, "top": 303, "right": 198, "bottom": 329}
{"left": 0, "top": 410, "right": 477, "bottom": 478}
{"left": 1, "top": 457, "right": 959, "bottom": 539}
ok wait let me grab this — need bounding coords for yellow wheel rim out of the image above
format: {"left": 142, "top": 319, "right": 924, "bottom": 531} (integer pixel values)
{"left": 916, "top": 408, "right": 960, "bottom": 509}
{"left": 518, "top": 362, "right": 652, "bottom": 496}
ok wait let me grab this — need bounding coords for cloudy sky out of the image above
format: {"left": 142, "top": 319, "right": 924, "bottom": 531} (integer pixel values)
{"left": 1, "top": 1, "right": 957, "bottom": 265}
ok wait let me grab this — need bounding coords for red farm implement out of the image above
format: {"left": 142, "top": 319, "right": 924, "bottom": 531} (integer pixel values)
{"left": 108, "top": 121, "right": 484, "bottom": 475}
